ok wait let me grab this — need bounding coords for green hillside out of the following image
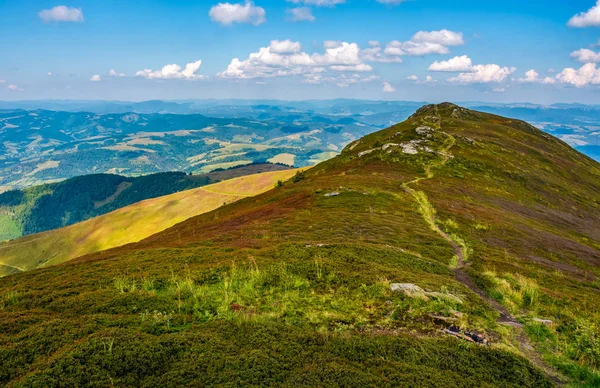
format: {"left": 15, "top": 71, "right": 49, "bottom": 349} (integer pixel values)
{"left": 1, "top": 104, "right": 599, "bottom": 387}
{"left": 0, "top": 163, "right": 291, "bottom": 240}
{"left": 0, "top": 168, "right": 301, "bottom": 277}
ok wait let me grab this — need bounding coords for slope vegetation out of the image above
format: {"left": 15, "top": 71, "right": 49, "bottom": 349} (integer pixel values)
{"left": 0, "top": 168, "right": 299, "bottom": 277}
{"left": 1, "top": 104, "right": 599, "bottom": 387}
{"left": 0, "top": 163, "right": 291, "bottom": 240}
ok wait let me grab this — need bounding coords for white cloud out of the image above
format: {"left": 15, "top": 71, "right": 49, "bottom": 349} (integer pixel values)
{"left": 382, "top": 81, "right": 396, "bottom": 92}
{"left": 108, "top": 69, "right": 125, "bottom": 77}
{"left": 407, "top": 75, "right": 418, "bottom": 81}
{"left": 385, "top": 40, "right": 450, "bottom": 56}
{"left": 0, "top": 80, "right": 5, "bottom": 83}
{"left": 419, "top": 75, "right": 436, "bottom": 84}
{"left": 571, "top": 48, "right": 600, "bottom": 63}
{"left": 38, "top": 6, "right": 84, "bottom": 22}
{"left": 411, "top": 29, "right": 464, "bottom": 46}
{"left": 331, "top": 64, "right": 373, "bottom": 72}
{"left": 449, "top": 64, "right": 515, "bottom": 84}
{"left": 269, "top": 39, "right": 302, "bottom": 54}
{"left": 287, "top": 0, "right": 344, "bottom": 6}
{"left": 516, "top": 69, "right": 555, "bottom": 84}
{"left": 217, "top": 32, "right": 464, "bottom": 81}
{"left": 136, "top": 60, "right": 205, "bottom": 80}
{"left": 428, "top": 55, "right": 472, "bottom": 72}
{"left": 519, "top": 69, "right": 540, "bottom": 83}
{"left": 7, "top": 84, "right": 18, "bottom": 90}
{"left": 90, "top": 75, "right": 101, "bottom": 82}
{"left": 560, "top": 135, "right": 588, "bottom": 146}
{"left": 209, "top": 1, "right": 266, "bottom": 26}
{"left": 360, "top": 46, "right": 402, "bottom": 63}
{"left": 286, "top": 7, "right": 315, "bottom": 21}
{"left": 379, "top": 30, "right": 464, "bottom": 57}
{"left": 568, "top": 1, "right": 600, "bottom": 28}
{"left": 492, "top": 88, "right": 506, "bottom": 93}
{"left": 556, "top": 63, "right": 600, "bottom": 87}
{"left": 46, "top": 72, "right": 53, "bottom": 76}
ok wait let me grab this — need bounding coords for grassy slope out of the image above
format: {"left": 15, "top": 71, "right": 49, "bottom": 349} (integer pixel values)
{"left": 0, "top": 163, "right": 292, "bottom": 239}
{"left": 0, "top": 104, "right": 599, "bottom": 386}
{"left": 0, "top": 169, "right": 299, "bottom": 277}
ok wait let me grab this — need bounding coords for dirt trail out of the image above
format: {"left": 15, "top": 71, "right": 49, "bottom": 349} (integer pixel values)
{"left": 401, "top": 116, "right": 564, "bottom": 385}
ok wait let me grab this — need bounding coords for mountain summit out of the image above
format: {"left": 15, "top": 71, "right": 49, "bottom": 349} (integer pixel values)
{"left": 1, "top": 104, "right": 599, "bottom": 386}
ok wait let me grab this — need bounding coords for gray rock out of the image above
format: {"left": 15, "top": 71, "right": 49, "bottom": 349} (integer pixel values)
{"left": 390, "top": 283, "right": 423, "bottom": 293}
{"left": 324, "top": 192, "right": 340, "bottom": 197}
{"left": 358, "top": 149, "right": 376, "bottom": 157}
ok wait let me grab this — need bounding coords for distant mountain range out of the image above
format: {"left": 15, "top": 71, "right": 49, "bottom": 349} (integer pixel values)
{"left": 1, "top": 100, "right": 598, "bottom": 193}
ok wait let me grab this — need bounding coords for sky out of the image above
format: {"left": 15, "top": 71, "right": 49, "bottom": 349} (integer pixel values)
{"left": 2, "top": 0, "right": 600, "bottom": 103}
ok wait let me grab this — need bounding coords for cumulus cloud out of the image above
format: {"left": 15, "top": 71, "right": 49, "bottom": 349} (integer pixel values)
{"left": 90, "top": 75, "right": 101, "bottom": 82}
{"left": 407, "top": 75, "right": 418, "bottom": 80}
{"left": 560, "top": 135, "right": 588, "bottom": 146}
{"left": 449, "top": 64, "right": 515, "bottom": 84}
{"left": 571, "top": 48, "right": 600, "bottom": 63}
{"left": 286, "top": 7, "right": 315, "bottom": 21}
{"left": 7, "top": 84, "right": 19, "bottom": 90}
{"left": 411, "top": 29, "right": 464, "bottom": 46}
{"left": 378, "top": 30, "right": 464, "bottom": 57}
{"left": 382, "top": 81, "right": 396, "bottom": 92}
{"left": 269, "top": 39, "right": 302, "bottom": 54}
{"left": 331, "top": 64, "right": 373, "bottom": 72}
{"left": 109, "top": 69, "right": 125, "bottom": 77}
{"left": 38, "top": 6, "right": 84, "bottom": 22}
{"left": 556, "top": 63, "right": 600, "bottom": 87}
{"left": 209, "top": 1, "right": 266, "bottom": 26}
{"left": 136, "top": 60, "right": 205, "bottom": 80}
{"left": 47, "top": 72, "right": 53, "bottom": 76}
{"left": 515, "top": 69, "right": 554, "bottom": 84}
{"left": 217, "top": 32, "right": 463, "bottom": 83}
{"left": 428, "top": 55, "right": 472, "bottom": 72}
{"left": 568, "top": 1, "right": 600, "bottom": 28}
{"left": 0, "top": 80, "right": 6, "bottom": 83}
{"left": 287, "top": 0, "right": 344, "bottom": 6}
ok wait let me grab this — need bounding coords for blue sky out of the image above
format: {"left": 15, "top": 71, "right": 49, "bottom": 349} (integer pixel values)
{"left": 2, "top": 0, "right": 600, "bottom": 103}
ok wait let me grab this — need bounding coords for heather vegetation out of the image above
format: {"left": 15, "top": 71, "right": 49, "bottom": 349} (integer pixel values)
{"left": 1, "top": 103, "right": 598, "bottom": 386}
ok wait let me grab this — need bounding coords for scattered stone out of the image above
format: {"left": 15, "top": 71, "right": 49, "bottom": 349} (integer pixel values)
{"left": 381, "top": 143, "right": 399, "bottom": 151}
{"left": 324, "top": 192, "right": 340, "bottom": 197}
{"left": 358, "top": 149, "right": 377, "bottom": 157}
{"left": 390, "top": 283, "right": 423, "bottom": 293}
{"left": 415, "top": 126, "right": 434, "bottom": 136}
{"left": 400, "top": 143, "right": 419, "bottom": 155}
{"left": 532, "top": 318, "right": 553, "bottom": 326}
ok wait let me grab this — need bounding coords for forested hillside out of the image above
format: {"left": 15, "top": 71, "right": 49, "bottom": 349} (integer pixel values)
{"left": 0, "top": 163, "right": 290, "bottom": 240}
